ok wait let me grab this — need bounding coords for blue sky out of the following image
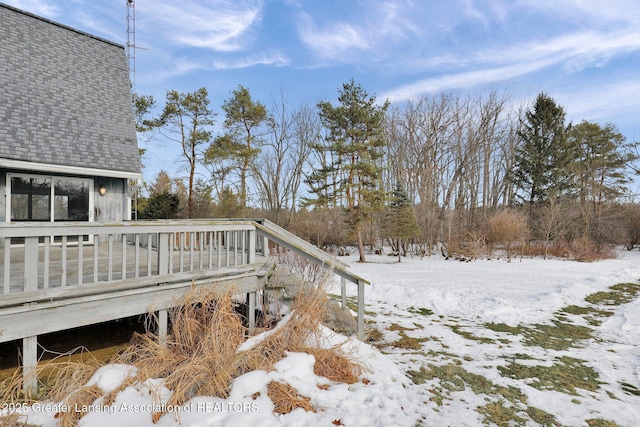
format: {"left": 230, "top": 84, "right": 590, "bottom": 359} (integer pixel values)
{"left": 5, "top": 0, "right": 640, "bottom": 182}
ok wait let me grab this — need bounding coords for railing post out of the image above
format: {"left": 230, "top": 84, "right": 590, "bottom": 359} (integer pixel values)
{"left": 248, "top": 229, "right": 256, "bottom": 264}
{"left": 24, "top": 237, "right": 38, "bottom": 292}
{"left": 3, "top": 237, "right": 10, "bottom": 294}
{"left": 357, "top": 280, "right": 365, "bottom": 340}
{"left": 341, "top": 277, "right": 347, "bottom": 309}
{"left": 157, "top": 233, "right": 169, "bottom": 276}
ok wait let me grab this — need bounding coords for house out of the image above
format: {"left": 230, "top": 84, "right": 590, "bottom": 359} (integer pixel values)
{"left": 0, "top": 3, "right": 140, "bottom": 227}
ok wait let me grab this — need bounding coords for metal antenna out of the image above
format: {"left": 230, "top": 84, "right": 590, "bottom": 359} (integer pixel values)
{"left": 126, "top": 0, "right": 136, "bottom": 91}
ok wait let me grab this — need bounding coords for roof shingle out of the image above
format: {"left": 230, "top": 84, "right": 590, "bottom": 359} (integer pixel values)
{"left": 0, "top": 4, "right": 141, "bottom": 175}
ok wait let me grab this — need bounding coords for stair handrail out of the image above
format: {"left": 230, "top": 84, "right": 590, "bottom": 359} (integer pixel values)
{"left": 252, "top": 219, "right": 369, "bottom": 286}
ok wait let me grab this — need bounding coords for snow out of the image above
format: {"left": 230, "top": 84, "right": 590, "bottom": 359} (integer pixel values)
{"left": 3, "top": 250, "right": 640, "bottom": 426}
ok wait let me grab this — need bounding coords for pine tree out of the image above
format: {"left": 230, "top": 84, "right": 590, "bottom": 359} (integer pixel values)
{"left": 305, "top": 80, "right": 389, "bottom": 262}
{"left": 140, "top": 192, "right": 180, "bottom": 219}
{"left": 570, "top": 121, "right": 631, "bottom": 207}
{"left": 156, "top": 88, "right": 215, "bottom": 219}
{"left": 206, "top": 85, "right": 268, "bottom": 207}
{"left": 569, "top": 121, "right": 634, "bottom": 243}
{"left": 512, "top": 93, "right": 572, "bottom": 206}
{"left": 383, "top": 184, "right": 420, "bottom": 262}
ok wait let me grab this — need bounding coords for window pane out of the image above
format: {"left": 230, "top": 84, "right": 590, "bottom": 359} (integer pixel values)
{"left": 10, "top": 177, "right": 51, "bottom": 221}
{"left": 54, "top": 179, "right": 89, "bottom": 221}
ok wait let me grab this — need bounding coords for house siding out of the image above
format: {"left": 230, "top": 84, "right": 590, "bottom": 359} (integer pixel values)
{"left": 0, "top": 4, "right": 140, "bottom": 175}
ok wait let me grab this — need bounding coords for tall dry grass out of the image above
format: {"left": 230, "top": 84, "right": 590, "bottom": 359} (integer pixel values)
{"left": 1, "top": 254, "right": 364, "bottom": 424}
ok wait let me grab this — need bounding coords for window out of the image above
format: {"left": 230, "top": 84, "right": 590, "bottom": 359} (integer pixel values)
{"left": 54, "top": 178, "right": 90, "bottom": 221}
{"left": 8, "top": 174, "right": 93, "bottom": 223}
{"left": 10, "top": 176, "right": 51, "bottom": 221}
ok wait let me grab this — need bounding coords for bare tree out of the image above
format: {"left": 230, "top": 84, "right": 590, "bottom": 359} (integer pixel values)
{"left": 253, "top": 95, "right": 313, "bottom": 226}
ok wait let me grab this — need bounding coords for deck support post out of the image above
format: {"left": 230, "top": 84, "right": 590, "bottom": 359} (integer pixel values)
{"left": 357, "top": 280, "right": 365, "bottom": 340}
{"left": 248, "top": 291, "right": 256, "bottom": 335}
{"left": 341, "top": 277, "right": 347, "bottom": 309}
{"left": 22, "top": 335, "right": 38, "bottom": 396}
{"left": 158, "top": 309, "right": 168, "bottom": 345}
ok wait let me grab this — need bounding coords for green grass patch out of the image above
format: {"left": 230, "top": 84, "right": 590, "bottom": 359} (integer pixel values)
{"left": 389, "top": 323, "right": 415, "bottom": 331}
{"left": 365, "top": 328, "right": 383, "bottom": 342}
{"left": 408, "top": 363, "right": 527, "bottom": 405}
{"left": 510, "top": 353, "right": 536, "bottom": 361}
{"left": 485, "top": 319, "right": 592, "bottom": 350}
{"left": 407, "top": 363, "right": 547, "bottom": 425}
{"left": 477, "top": 400, "right": 527, "bottom": 427}
{"left": 449, "top": 324, "right": 495, "bottom": 344}
{"left": 584, "top": 282, "right": 640, "bottom": 306}
{"left": 522, "top": 320, "right": 593, "bottom": 350}
{"left": 525, "top": 406, "right": 560, "bottom": 426}
{"left": 485, "top": 322, "right": 522, "bottom": 335}
{"left": 388, "top": 330, "right": 429, "bottom": 350}
{"left": 498, "top": 356, "right": 602, "bottom": 395}
{"left": 621, "top": 382, "right": 640, "bottom": 396}
{"left": 561, "top": 305, "right": 592, "bottom": 315}
{"left": 408, "top": 306, "right": 434, "bottom": 316}
{"left": 484, "top": 281, "right": 640, "bottom": 351}
{"left": 586, "top": 419, "right": 620, "bottom": 427}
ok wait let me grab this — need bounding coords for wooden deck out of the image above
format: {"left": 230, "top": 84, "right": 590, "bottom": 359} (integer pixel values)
{"left": 0, "top": 219, "right": 368, "bottom": 393}
{"left": 1, "top": 234, "right": 256, "bottom": 294}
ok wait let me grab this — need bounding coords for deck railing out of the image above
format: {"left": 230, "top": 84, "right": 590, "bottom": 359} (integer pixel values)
{"left": 0, "top": 219, "right": 369, "bottom": 395}
{"left": 0, "top": 219, "right": 367, "bottom": 337}
{"left": 0, "top": 220, "right": 258, "bottom": 299}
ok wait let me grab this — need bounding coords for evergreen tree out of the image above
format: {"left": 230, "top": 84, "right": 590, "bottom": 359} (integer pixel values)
{"left": 156, "top": 88, "right": 215, "bottom": 219}
{"left": 213, "top": 186, "right": 245, "bottom": 218}
{"left": 569, "top": 121, "right": 631, "bottom": 207}
{"left": 131, "top": 93, "right": 156, "bottom": 133}
{"left": 206, "top": 85, "right": 268, "bottom": 207}
{"left": 305, "top": 80, "right": 389, "bottom": 262}
{"left": 139, "top": 192, "right": 180, "bottom": 219}
{"left": 191, "top": 178, "right": 215, "bottom": 218}
{"left": 512, "top": 93, "right": 572, "bottom": 206}
{"left": 569, "top": 121, "right": 634, "bottom": 243}
{"left": 383, "top": 184, "right": 420, "bottom": 262}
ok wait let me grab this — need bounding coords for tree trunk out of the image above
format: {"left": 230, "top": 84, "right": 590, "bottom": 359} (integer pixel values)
{"left": 357, "top": 227, "right": 366, "bottom": 263}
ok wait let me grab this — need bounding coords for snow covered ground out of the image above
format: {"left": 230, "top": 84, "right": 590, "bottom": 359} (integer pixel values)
{"left": 4, "top": 250, "right": 640, "bottom": 426}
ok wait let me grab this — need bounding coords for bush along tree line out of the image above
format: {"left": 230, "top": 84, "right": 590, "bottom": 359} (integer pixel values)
{"left": 133, "top": 83, "right": 640, "bottom": 262}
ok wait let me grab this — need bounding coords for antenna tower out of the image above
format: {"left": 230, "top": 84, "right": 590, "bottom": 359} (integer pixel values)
{"left": 126, "top": 0, "right": 136, "bottom": 90}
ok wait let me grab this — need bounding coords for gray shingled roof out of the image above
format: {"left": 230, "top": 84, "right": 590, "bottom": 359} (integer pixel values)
{"left": 0, "top": 4, "right": 140, "bottom": 176}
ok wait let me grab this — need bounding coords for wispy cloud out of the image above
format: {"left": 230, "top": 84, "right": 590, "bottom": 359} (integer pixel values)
{"left": 380, "top": 26, "right": 640, "bottom": 102}
{"left": 294, "top": 0, "right": 424, "bottom": 64}
{"left": 75, "top": 9, "right": 122, "bottom": 43}
{"left": 296, "top": 13, "right": 370, "bottom": 61}
{"left": 560, "top": 79, "right": 640, "bottom": 124}
{"left": 138, "top": 0, "right": 262, "bottom": 52}
{"left": 3, "top": 0, "right": 59, "bottom": 18}
{"left": 519, "top": 0, "right": 640, "bottom": 26}
{"left": 212, "top": 51, "right": 290, "bottom": 70}
{"left": 380, "top": 58, "right": 558, "bottom": 102}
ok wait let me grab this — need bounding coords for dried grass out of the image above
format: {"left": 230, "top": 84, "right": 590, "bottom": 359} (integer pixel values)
{"left": 113, "top": 286, "right": 246, "bottom": 405}
{"left": 0, "top": 350, "right": 103, "bottom": 405}
{"left": 267, "top": 381, "right": 315, "bottom": 415}
{"left": 0, "top": 412, "right": 40, "bottom": 427}
{"left": 301, "top": 347, "right": 361, "bottom": 384}
{"left": 1, "top": 255, "right": 364, "bottom": 423}
{"left": 55, "top": 384, "right": 102, "bottom": 426}
{"left": 522, "top": 240, "right": 617, "bottom": 262}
